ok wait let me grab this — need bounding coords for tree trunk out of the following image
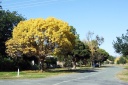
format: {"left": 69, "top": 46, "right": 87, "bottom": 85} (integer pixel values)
{"left": 90, "top": 61, "right": 93, "bottom": 67}
{"left": 39, "top": 60, "right": 42, "bottom": 72}
{"left": 39, "top": 56, "right": 45, "bottom": 72}
{"left": 91, "top": 61, "right": 94, "bottom": 67}
{"left": 72, "top": 57, "right": 76, "bottom": 69}
{"left": 99, "top": 62, "right": 101, "bottom": 67}
{"left": 91, "top": 61, "right": 95, "bottom": 68}
{"left": 72, "top": 61, "right": 76, "bottom": 69}
{"left": 84, "top": 60, "right": 86, "bottom": 66}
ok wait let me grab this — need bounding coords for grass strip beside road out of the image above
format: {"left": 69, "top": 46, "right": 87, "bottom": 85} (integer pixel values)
{"left": 0, "top": 67, "right": 91, "bottom": 79}
{"left": 0, "top": 71, "right": 64, "bottom": 79}
{"left": 117, "top": 65, "right": 128, "bottom": 82}
{"left": 0, "top": 70, "right": 72, "bottom": 79}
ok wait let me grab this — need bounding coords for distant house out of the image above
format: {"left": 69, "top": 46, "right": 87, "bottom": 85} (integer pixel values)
{"left": 106, "top": 59, "right": 113, "bottom": 64}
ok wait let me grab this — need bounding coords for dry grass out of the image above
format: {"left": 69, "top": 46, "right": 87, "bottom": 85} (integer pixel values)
{"left": 117, "top": 66, "right": 128, "bottom": 82}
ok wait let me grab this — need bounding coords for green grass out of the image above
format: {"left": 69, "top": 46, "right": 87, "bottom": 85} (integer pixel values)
{"left": 0, "top": 70, "right": 71, "bottom": 79}
{"left": 0, "top": 67, "right": 91, "bottom": 79}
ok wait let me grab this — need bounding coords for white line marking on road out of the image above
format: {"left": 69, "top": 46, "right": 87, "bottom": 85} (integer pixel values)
{"left": 53, "top": 70, "right": 106, "bottom": 85}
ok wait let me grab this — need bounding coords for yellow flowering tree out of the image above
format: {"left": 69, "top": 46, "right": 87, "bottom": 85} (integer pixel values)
{"left": 6, "top": 17, "right": 76, "bottom": 71}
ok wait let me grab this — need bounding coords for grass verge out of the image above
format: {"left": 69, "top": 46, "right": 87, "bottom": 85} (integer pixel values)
{"left": 117, "top": 65, "right": 128, "bottom": 82}
{"left": 0, "top": 67, "right": 91, "bottom": 79}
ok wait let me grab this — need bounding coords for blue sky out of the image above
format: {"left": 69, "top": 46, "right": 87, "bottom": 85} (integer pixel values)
{"left": 1, "top": 0, "right": 128, "bottom": 56}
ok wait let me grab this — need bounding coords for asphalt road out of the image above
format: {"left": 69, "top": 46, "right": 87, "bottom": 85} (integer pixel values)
{"left": 0, "top": 66, "right": 128, "bottom": 85}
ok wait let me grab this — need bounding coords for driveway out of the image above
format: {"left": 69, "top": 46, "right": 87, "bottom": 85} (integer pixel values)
{"left": 0, "top": 66, "right": 128, "bottom": 85}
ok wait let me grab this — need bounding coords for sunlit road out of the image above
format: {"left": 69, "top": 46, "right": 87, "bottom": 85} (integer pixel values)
{"left": 0, "top": 66, "right": 128, "bottom": 85}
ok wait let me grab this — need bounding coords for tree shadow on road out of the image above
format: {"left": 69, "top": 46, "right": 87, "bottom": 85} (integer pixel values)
{"left": 101, "top": 65, "right": 114, "bottom": 68}
{"left": 46, "top": 65, "right": 115, "bottom": 73}
{"left": 46, "top": 68, "right": 98, "bottom": 73}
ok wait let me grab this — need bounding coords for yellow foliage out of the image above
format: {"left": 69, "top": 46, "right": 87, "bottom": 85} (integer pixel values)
{"left": 6, "top": 17, "right": 76, "bottom": 57}
{"left": 114, "top": 57, "right": 120, "bottom": 64}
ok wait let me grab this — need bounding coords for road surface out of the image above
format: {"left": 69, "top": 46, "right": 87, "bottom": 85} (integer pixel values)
{"left": 0, "top": 66, "right": 128, "bottom": 85}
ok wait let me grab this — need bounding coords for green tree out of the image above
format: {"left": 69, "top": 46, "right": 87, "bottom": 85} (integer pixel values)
{"left": 0, "top": 6, "right": 25, "bottom": 71}
{"left": 107, "top": 55, "right": 115, "bottom": 64}
{"left": 113, "top": 30, "right": 128, "bottom": 56}
{"left": 72, "top": 40, "right": 90, "bottom": 69}
{"left": 96, "top": 48, "right": 109, "bottom": 67}
{"left": 69, "top": 26, "right": 91, "bottom": 69}
{"left": 0, "top": 9, "right": 25, "bottom": 56}
{"left": 118, "top": 57, "right": 127, "bottom": 64}
{"left": 84, "top": 31, "right": 104, "bottom": 67}
{"left": 57, "top": 26, "right": 90, "bottom": 69}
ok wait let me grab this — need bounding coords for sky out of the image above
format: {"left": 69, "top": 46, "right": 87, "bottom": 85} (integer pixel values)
{"left": 1, "top": 0, "right": 128, "bottom": 56}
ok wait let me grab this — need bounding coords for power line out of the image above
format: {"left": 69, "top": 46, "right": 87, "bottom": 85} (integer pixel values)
{"left": 3, "top": 0, "right": 74, "bottom": 10}
{"left": 3, "top": 0, "right": 60, "bottom": 9}
{"left": 3, "top": 0, "right": 47, "bottom": 6}
{"left": 4, "top": 0, "right": 58, "bottom": 7}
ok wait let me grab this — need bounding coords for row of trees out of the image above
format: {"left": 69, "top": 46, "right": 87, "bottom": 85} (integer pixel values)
{"left": 0, "top": 4, "right": 111, "bottom": 71}
{"left": 5, "top": 18, "right": 109, "bottom": 70}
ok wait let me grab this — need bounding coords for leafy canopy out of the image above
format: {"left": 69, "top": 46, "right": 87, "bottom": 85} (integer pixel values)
{"left": 84, "top": 31, "right": 104, "bottom": 59}
{"left": 73, "top": 40, "right": 90, "bottom": 58}
{"left": 0, "top": 9, "right": 25, "bottom": 56}
{"left": 6, "top": 17, "right": 76, "bottom": 58}
{"left": 96, "top": 48, "right": 109, "bottom": 62}
{"left": 113, "top": 29, "right": 128, "bottom": 56}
